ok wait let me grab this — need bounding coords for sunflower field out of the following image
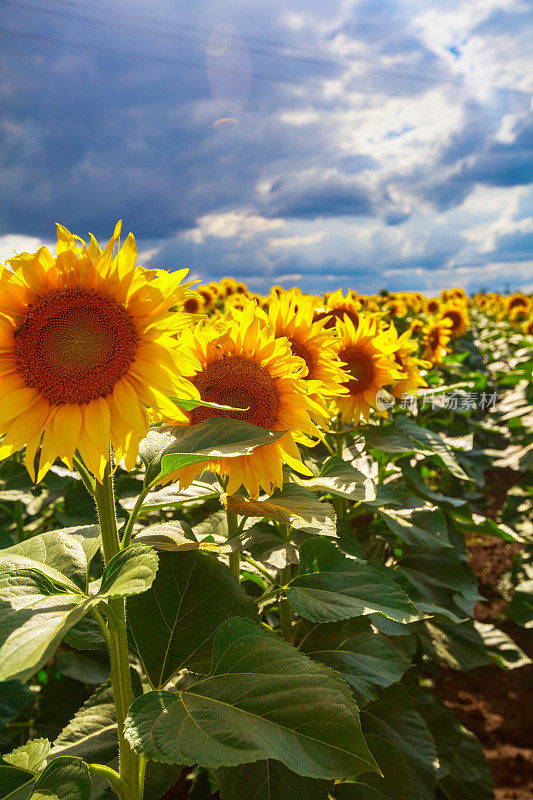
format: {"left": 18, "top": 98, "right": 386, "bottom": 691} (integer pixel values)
{"left": 0, "top": 224, "right": 531, "bottom": 800}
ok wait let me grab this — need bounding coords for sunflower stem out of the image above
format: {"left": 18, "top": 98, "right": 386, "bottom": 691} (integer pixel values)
{"left": 226, "top": 508, "right": 240, "bottom": 578}
{"left": 279, "top": 524, "right": 294, "bottom": 642}
{"left": 121, "top": 486, "right": 151, "bottom": 550}
{"left": 333, "top": 416, "right": 347, "bottom": 520}
{"left": 94, "top": 459, "right": 141, "bottom": 800}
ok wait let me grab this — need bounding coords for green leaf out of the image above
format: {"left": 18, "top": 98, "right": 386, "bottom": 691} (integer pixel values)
{"left": 408, "top": 685, "right": 494, "bottom": 800}
{"left": 51, "top": 684, "right": 117, "bottom": 765}
{"left": 300, "top": 618, "right": 414, "bottom": 706}
{"left": 452, "top": 511, "right": 524, "bottom": 543}
{"left": 0, "top": 565, "right": 97, "bottom": 682}
{"left": 334, "top": 735, "right": 418, "bottom": 800}
{"left": 402, "top": 464, "right": 467, "bottom": 508}
{"left": 63, "top": 616, "right": 106, "bottom": 651}
{"left": 217, "top": 760, "right": 332, "bottom": 800}
{"left": 127, "top": 551, "right": 257, "bottom": 687}
{"left": 361, "top": 685, "right": 438, "bottom": 800}
{"left": 29, "top": 756, "right": 91, "bottom": 800}
{"left": 147, "top": 418, "right": 287, "bottom": 484}
{"left": 125, "top": 617, "right": 377, "bottom": 779}
{"left": 475, "top": 621, "right": 531, "bottom": 669}
{"left": 0, "top": 758, "right": 35, "bottom": 800}
{"left": 0, "top": 527, "right": 100, "bottom": 593}
{"left": 418, "top": 619, "right": 491, "bottom": 670}
{"left": 293, "top": 456, "right": 376, "bottom": 502}
{"left": 132, "top": 521, "right": 198, "bottom": 551}
{"left": 374, "top": 506, "right": 451, "bottom": 548}
{"left": 3, "top": 739, "right": 50, "bottom": 773}
{"left": 288, "top": 538, "right": 419, "bottom": 624}
{"left": 55, "top": 652, "right": 110, "bottom": 685}
{"left": 98, "top": 544, "right": 158, "bottom": 599}
{"left": 0, "top": 680, "right": 33, "bottom": 734}
{"left": 225, "top": 483, "right": 336, "bottom": 536}
{"left": 508, "top": 578, "right": 533, "bottom": 628}
{"left": 365, "top": 417, "right": 468, "bottom": 479}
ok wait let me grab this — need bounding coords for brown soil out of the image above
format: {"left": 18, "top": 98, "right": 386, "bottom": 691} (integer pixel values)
{"left": 435, "top": 525, "right": 532, "bottom": 800}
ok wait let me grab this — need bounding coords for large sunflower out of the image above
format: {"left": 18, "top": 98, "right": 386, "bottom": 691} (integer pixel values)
{"left": 333, "top": 315, "right": 404, "bottom": 424}
{"left": 0, "top": 222, "right": 198, "bottom": 481}
{"left": 168, "top": 305, "right": 320, "bottom": 498}
{"left": 266, "top": 291, "right": 349, "bottom": 423}
{"left": 313, "top": 289, "right": 361, "bottom": 329}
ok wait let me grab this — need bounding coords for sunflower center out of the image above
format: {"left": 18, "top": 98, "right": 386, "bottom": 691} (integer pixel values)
{"left": 288, "top": 338, "right": 313, "bottom": 377}
{"left": 427, "top": 328, "right": 441, "bottom": 349}
{"left": 14, "top": 288, "right": 139, "bottom": 404}
{"left": 442, "top": 310, "right": 462, "bottom": 332}
{"left": 314, "top": 306, "right": 359, "bottom": 329}
{"left": 341, "top": 346, "right": 375, "bottom": 393}
{"left": 190, "top": 356, "right": 279, "bottom": 428}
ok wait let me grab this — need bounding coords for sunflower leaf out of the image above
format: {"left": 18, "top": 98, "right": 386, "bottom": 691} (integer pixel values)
{"left": 124, "top": 617, "right": 378, "bottom": 779}
{"left": 217, "top": 760, "right": 332, "bottom": 800}
{"left": 288, "top": 538, "right": 419, "bottom": 624}
{"left": 147, "top": 418, "right": 287, "bottom": 485}
{"left": 98, "top": 544, "right": 158, "bottom": 599}
{"left": 29, "top": 756, "right": 91, "bottom": 800}
{"left": 127, "top": 550, "right": 257, "bottom": 687}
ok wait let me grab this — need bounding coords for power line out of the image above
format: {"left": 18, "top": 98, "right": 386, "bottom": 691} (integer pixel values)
{"left": 0, "top": 23, "right": 516, "bottom": 114}
{"left": 0, "top": 0, "right": 501, "bottom": 90}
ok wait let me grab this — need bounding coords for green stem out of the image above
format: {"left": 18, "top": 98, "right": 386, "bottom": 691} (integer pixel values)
{"left": 13, "top": 500, "right": 25, "bottom": 542}
{"left": 333, "top": 416, "right": 346, "bottom": 520}
{"left": 120, "top": 486, "right": 151, "bottom": 550}
{"left": 94, "top": 460, "right": 140, "bottom": 800}
{"left": 279, "top": 525, "right": 293, "bottom": 642}
{"left": 226, "top": 508, "right": 240, "bottom": 579}
{"left": 88, "top": 764, "right": 127, "bottom": 796}
{"left": 74, "top": 455, "right": 96, "bottom": 496}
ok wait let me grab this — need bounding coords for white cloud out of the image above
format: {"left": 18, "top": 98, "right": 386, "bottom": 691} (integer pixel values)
{"left": 182, "top": 211, "right": 285, "bottom": 244}
{"left": 268, "top": 232, "right": 326, "bottom": 248}
{"left": 0, "top": 234, "right": 52, "bottom": 264}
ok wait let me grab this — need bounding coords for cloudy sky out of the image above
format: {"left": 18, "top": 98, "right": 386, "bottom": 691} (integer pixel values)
{"left": 1, "top": 0, "right": 532, "bottom": 295}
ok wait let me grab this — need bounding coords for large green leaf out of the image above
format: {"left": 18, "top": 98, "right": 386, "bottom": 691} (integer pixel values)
{"left": 300, "top": 618, "right": 414, "bottom": 706}
{"left": 217, "top": 760, "right": 332, "bottom": 800}
{"left": 333, "top": 735, "right": 418, "bottom": 800}
{"left": 127, "top": 551, "right": 256, "bottom": 687}
{"left": 99, "top": 544, "right": 158, "bottom": 599}
{"left": 288, "top": 538, "right": 418, "bottom": 624}
{"left": 293, "top": 456, "right": 376, "bottom": 502}
{"left": 30, "top": 756, "right": 91, "bottom": 800}
{"left": 51, "top": 684, "right": 117, "bottom": 764}
{"left": 361, "top": 685, "right": 438, "bottom": 800}
{"left": 401, "top": 464, "right": 467, "bottom": 508}
{"left": 125, "top": 617, "right": 377, "bottom": 780}
{"left": 0, "top": 527, "right": 100, "bottom": 592}
{"left": 147, "top": 418, "right": 287, "bottom": 484}
{"left": 0, "top": 564, "right": 97, "bottom": 682}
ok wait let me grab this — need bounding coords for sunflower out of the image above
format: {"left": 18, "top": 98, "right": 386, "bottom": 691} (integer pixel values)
{"left": 421, "top": 318, "right": 453, "bottom": 364}
{"left": 163, "top": 306, "right": 320, "bottom": 498}
{"left": 313, "top": 289, "right": 361, "bottom": 329}
{"left": 265, "top": 290, "right": 349, "bottom": 423}
{"left": 0, "top": 222, "right": 198, "bottom": 482}
{"left": 385, "top": 323, "right": 429, "bottom": 399}
{"left": 333, "top": 316, "right": 404, "bottom": 424}
{"left": 425, "top": 297, "right": 441, "bottom": 315}
{"left": 439, "top": 303, "right": 470, "bottom": 338}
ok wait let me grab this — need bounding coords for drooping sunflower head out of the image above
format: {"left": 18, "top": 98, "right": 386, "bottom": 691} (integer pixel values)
{"left": 167, "top": 305, "right": 320, "bottom": 498}
{"left": 332, "top": 316, "right": 405, "bottom": 424}
{"left": 0, "top": 222, "right": 198, "bottom": 481}
{"left": 439, "top": 303, "right": 470, "bottom": 338}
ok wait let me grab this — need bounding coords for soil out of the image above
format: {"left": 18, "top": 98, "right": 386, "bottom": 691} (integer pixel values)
{"left": 435, "top": 511, "right": 533, "bottom": 800}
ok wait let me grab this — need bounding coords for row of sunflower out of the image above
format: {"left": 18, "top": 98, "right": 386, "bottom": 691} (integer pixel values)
{"left": 0, "top": 223, "right": 472, "bottom": 499}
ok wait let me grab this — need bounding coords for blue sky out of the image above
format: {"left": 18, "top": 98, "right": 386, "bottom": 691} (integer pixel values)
{"left": 1, "top": 0, "right": 532, "bottom": 295}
